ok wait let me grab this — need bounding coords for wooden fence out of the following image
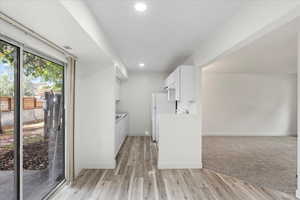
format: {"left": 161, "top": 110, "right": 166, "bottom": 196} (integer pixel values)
{"left": 0, "top": 96, "right": 43, "bottom": 112}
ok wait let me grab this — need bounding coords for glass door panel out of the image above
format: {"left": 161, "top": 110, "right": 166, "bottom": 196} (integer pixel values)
{"left": 22, "top": 52, "right": 65, "bottom": 200}
{"left": 0, "top": 40, "right": 19, "bottom": 200}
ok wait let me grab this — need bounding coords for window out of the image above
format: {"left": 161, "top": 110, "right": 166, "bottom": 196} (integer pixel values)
{"left": 0, "top": 39, "right": 19, "bottom": 200}
{"left": 0, "top": 38, "right": 66, "bottom": 200}
{"left": 23, "top": 51, "right": 65, "bottom": 200}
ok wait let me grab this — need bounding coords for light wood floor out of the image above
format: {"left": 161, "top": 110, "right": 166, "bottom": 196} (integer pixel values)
{"left": 52, "top": 136, "right": 297, "bottom": 200}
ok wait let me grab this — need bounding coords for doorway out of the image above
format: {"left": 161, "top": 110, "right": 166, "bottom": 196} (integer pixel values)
{"left": 0, "top": 38, "right": 66, "bottom": 200}
{"left": 201, "top": 18, "right": 298, "bottom": 196}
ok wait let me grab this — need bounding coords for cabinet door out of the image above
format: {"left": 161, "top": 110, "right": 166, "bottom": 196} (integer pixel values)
{"left": 165, "top": 71, "right": 175, "bottom": 88}
{"left": 174, "top": 68, "right": 181, "bottom": 101}
{"left": 180, "top": 66, "right": 195, "bottom": 102}
{"left": 165, "top": 76, "right": 170, "bottom": 88}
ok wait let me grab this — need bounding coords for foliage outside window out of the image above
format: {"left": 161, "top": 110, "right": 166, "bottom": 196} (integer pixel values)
{"left": 0, "top": 41, "right": 63, "bottom": 97}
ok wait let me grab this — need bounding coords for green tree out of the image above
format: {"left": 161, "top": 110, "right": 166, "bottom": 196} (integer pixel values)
{"left": 0, "top": 41, "right": 16, "bottom": 66}
{"left": 24, "top": 52, "right": 63, "bottom": 90}
{"left": 0, "top": 74, "right": 14, "bottom": 96}
{"left": 0, "top": 41, "right": 63, "bottom": 134}
{"left": 0, "top": 41, "right": 63, "bottom": 91}
{"left": 23, "top": 75, "right": 35, "bottom": 96}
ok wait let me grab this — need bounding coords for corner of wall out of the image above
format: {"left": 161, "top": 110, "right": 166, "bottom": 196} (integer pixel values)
{"left": 296, "top": 189, "right": 300, "bottom": 199}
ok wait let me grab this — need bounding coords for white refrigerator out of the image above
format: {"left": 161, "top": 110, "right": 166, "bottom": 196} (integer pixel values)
{"left": 152, "top": 93, "right": 176, "bottom": 142}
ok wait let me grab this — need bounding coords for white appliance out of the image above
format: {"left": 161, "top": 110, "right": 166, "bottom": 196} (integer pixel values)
{"left": 152, "top": 93, "right": 175, "bottom": 142}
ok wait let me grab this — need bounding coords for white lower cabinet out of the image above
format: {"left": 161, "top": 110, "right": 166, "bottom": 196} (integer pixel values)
{"left": 115, "top": 114, "right": 129, "bottom": 156}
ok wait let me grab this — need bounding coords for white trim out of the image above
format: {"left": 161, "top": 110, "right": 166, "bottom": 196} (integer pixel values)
{"left": 24, "top": 46, "right": 65, "bottom": 66}
{"left": 158, "top": 162, "right": 203, "bottom": 169}
{"left": 0, "top": 34, "right": 69, "bottom": 199}
{"left": 19, "top": 43, "right": 24, "bottom": 200}
{"left": 64, "top": 61, "right": 70, "bottom": 183}
{"left": 0, "top": 11, "right": 77, "bottom": 59}
{"left": 43, "top": 180, "right": 67, "bottom": 200}
{"left": 202, "top": 132, "right": 297, "bottom": 137}
{"left": 64, "top": 57, "right": 76, "bottom": 183}
{"left": 296, "top": 189, "right": 300, "bottom": 199}
{"left": 0, "top": 33, "right": 67, "bottom": 66}
{"left": 297, "top": 29, "right": 300, "bottom": 199}
{"left": 0, "top": 33, "right": 23, "bottom": 47}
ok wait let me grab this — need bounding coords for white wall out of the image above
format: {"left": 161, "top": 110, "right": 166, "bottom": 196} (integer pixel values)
{"left": 60, "top": 0, "right": 128, "bottom": 76}
{"left": 297, "top": 31, "right": 300, "bottom": 198}
{"left": 0, "top": 0, "right": 128, "bottom": 180}
{"left": 188, "top": 1, "right": 300, "bottom": 67}
{"left": 75, "top": 61, "right": 116, "bottom": 176}
{"left": 202, "top": 72, "right": 297, "bottom": 136}
{"left": 0, "top": 15, "right": 66, "bottom": 63}
{"left": 117, "top": 71, "right": 167, "bottom": 136}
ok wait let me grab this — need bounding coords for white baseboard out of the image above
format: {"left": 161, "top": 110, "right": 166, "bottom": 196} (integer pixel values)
{"left": 158, "top": 162, "right": 203, "bottom": 169}
{"left": 202, "top": 131, "right": 296, "bottom": 137}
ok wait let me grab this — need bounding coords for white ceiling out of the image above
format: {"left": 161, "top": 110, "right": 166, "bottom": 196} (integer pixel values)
{"left": 204, "top": 18, "right": 299, "bottom": 74}
{"left": 85, "top": 0, "right": 246, "bottom": 72}
{"left": 0, "top": 0, "right": 113, "bottom": 65}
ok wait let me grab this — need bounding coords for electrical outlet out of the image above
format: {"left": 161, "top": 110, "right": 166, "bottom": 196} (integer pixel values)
{"left": 145, "top": 131, "right": 149, "bottom": 136}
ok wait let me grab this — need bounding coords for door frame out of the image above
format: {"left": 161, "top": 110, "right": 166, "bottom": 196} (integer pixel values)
{"left": 0, "top": 33, "right": 68, "bottom": 200}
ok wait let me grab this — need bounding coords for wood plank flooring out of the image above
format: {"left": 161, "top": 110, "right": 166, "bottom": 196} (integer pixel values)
{"left": 51, "top": 136, "right": 297, "bottom": 200}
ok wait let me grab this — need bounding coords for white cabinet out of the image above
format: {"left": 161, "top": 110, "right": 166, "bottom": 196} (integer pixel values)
{"left": 174, "top": 68, "right": 181, "bottom": 101}
{"left": 165, "top": 65, "right": 196, "bottom": 102}
{"left": 115, "top": 114, "right": 129, "bottom": 156}
{"left": 165, "top": 72, "right": 175, "bottom": 88}
{"left": 164, "top": 69, "right": 178, "bottom": 101}
{"left": 115, "top": 78, "right": 121, "bottom": 101}
{"left": 179, "top": 66, "right": 195, "bottom": 102}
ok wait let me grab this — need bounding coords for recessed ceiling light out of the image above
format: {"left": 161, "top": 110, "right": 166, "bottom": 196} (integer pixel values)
{"left": 134, "top": 2, "right": 147, "bottom": 12}
{"left": 139, "top": 63, "right": 145, "bottom": 68}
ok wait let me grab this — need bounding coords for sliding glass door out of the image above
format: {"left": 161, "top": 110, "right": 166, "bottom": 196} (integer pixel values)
{"left": 0, "top": 38, "right": 65, "bottom": 200}
{"left": 0, "top": 40, "right": 19, "bottom": 200}
{"left": 22, "top": 52, "right": 65, "bottom": 200}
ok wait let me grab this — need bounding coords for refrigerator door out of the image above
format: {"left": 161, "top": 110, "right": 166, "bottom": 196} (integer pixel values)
{"left": 151, "top": 94, "right": 157, "bottom": 142}
{"left": 152, "top": 93, "right": 175, "bottom": 142}
{"left": 156, "top": 93, "right": 175, "bottom": 114}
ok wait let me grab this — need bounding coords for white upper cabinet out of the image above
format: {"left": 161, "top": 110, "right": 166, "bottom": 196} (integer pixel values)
{"left": 165, "top": 71, "right": 175, "bottom": 89}
{"left": 115, "top": 63, "right": 128, "bottom": 102}
{"left": 165, "top": 65, "right": 196, "bottom": 102}
{"left": 179, "top": 66, "right": 196, "bottom": 102}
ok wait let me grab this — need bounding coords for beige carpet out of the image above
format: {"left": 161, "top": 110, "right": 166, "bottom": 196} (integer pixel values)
{"left": 203, "top": 136, "right": 297, "bottom": 195}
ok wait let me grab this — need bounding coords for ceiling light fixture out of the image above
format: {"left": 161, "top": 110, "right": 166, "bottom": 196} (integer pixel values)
{"left": 134, "top": 2, "right": 147, "bottom": 12}
{"left": 139, "top": 63, "right": 145, "bottom": 68}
